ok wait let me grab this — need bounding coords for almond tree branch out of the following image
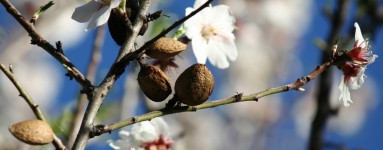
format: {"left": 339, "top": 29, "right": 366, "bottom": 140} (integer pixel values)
{"left": 72, "top": 0, "right": 151, "bottom": 149}
{"left": 67, "top": 25, "right": 106, "bottom": 148}
{"left": 0, "top": 0, "right": 91, "bottom": 89}
{"left": 91, "top": 60, "right": 334, "bottom": 137}
{"left": 308, "top": 0, "right": 350, "bottom": 150}
{"left": 0, "top": 62, "right": 67, "bottom": 150}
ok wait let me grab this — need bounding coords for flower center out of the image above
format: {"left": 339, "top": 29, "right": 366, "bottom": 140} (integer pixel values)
{"left": 201, "top": 24, "right": 217, "bottom": 42}
{"left": 141, "top": 135, "right": 173, "bottom": 150}
{"left": 342, "top": 63, "right": 360, "bottom": 78}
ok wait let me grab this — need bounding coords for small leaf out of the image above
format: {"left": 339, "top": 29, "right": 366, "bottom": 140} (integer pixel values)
{"left": 30, "top": 1, "right": 55, "bottom": 24}
{"left": 173, "top": 25, "right": 186, "bottom": 40}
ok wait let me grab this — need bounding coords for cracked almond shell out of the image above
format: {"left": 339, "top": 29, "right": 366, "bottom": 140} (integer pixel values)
{"left": 138, "top": 65, "right": 172, "bottom": 102}
{"left": 146, "top": 37, "right": 187, "bottom": 59}
{"left": 175, "top": 64, "right": 214, "bottom": 106}
{"left": 9, "top": 120, "right": 54, "bottom": 145}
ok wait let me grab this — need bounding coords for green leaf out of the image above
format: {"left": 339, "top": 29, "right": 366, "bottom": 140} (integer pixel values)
{"left": 30, "top": 1, "right": 55, "bottom": 24}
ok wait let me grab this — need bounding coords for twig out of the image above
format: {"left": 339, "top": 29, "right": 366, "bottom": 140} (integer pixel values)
{"left": 67, "top": 25, "right": 106, "bottom": 148}
{"left": 308, "top": 0, "right": 350, "bottom": 150}
{"left": 0, "top": 62, "right": 67, "bottom": 150}
{"left": 0, "top": 0, "right": 91, "bottom": 89}
{"left": 90, "top": 60, "right": 334, "bottom": 137}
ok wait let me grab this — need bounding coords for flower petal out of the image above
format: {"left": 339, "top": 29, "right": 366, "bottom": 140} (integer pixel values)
{"left": 86, "top": 6, "right": 111, "bottom": 31}
{"left": 211, "top": 5, "right": 235, "bottom": 32}
{"left": 107, "top": 140, "right": 122, "bottom": 149}
{"left": 184, "top": 7, "right": 210, "bottom": 39}
{"left": 338, "top": 75, "right": 353, "bottom": 107}
{"left": 368, "top": 54, "right": 378, "bottom": 64}
{"left": 133, "top": 122, "right": 158, "bottom": 142}
{"left": 72, "top": 1, "right": 100, "bottom": 23}
{"left": 215, "top": 33, "right": 237, "bottom": 61}
{"left": 354, "top": 22, "right": 365, "bottom": 48}
{"left": 207, "top": 40, "right": 230, "bottom": 69}
{"left": 191, "top": 36, "right": 209, "bottom": 64}
{"left": 150, "top": 118, "right": 169, "bottom": 136}
{"left": 118, "top": 130, "right": 131, "bottom": 140}
{"left": 193, "top": 0, "right": 209, "bottom": 8}
{"left": 349, "top": 67, "right": 366, "bottom": 90}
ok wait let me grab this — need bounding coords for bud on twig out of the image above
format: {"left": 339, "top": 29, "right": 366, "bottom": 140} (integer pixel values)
{"left": 30, "top": 1, "right": 54, "bottom": 24}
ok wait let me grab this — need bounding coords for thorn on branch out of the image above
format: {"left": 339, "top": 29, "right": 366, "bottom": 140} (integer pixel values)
{"left": 304, "top": 76, "right": 311, "bottom": 82}
{"left": 315, "top": 65, "right": 321, "bottom": 70}
{"left": 282, "top": 85, "right": 290, "bottom": 91}
{"left": 34, "top": 105, "right": 39, "bottom": 108}
{"left": 9, "top": 64, "right": 13, "bottom": 73}
{"left": 56, "top": 41, "right": 64, "bottom": 54}
{"left": 132, "top": 117, "right": 138, "bottom": 123}
{"left": 30, "top": 37, "right": 39, "bottom": 45}
{"left": 234, "top": 92, "right": 243, "bottom": 102}
{"left": 65, "top": 72, "right": 74, "bottom": 80}
{"left": 253, "top": 96, "right": 259, "bottom": 102}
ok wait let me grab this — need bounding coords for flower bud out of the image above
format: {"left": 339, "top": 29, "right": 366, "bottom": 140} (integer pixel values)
{"left": 146, "top": 38, "right": 187, "bottom": 59}
{"left": 9, "top": 120, "right": 54, "bottom": 145}
{"left": 175, "top": 64, "right": 214, "bottom": 106}
{"left": 138, "top": 65, "right": 172, "bottom": 102}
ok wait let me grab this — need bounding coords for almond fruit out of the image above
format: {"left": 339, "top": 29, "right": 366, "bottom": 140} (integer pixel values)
{"left": 146, "top": 37, "right": 187, "bottom": 59}
{"left": 9, "top": 120, "right": 54, "bottom": 145}
{"left": 175, "top": 64, "right": 214, "bottom": 106}
{"left": 138, "top": 65, "right": 172, "bottom": 102}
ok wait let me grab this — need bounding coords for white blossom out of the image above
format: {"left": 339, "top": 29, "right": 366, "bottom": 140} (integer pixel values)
{"left": 108, "top": 117, "right": 173, "bottom": 150}
{"left": 338, "top": 22, "right": 378, "bottom": 107}
{"left": 72, "top": 0, "right": 121, "bottom": 31}
{"left": 184, "top": 0, "right": 238, "bottom": 69}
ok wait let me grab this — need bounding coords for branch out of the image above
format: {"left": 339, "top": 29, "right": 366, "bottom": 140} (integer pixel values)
{"left": 0, "top": 0, "right": 91, "bottom": 89}
{"left": 67, "top": 25, "right": 106, "bottom": 148}
{"left": 72, "top": 0, "right": 151, "bottom": 149}
{"left": 0, "top": 62, "right": 67, "bottom": 150}
{"left": 308, "top": 0, "right": 350, "bottom": 150}
{"left": 91, "top": 60, "right": 334, "bottom": 137}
